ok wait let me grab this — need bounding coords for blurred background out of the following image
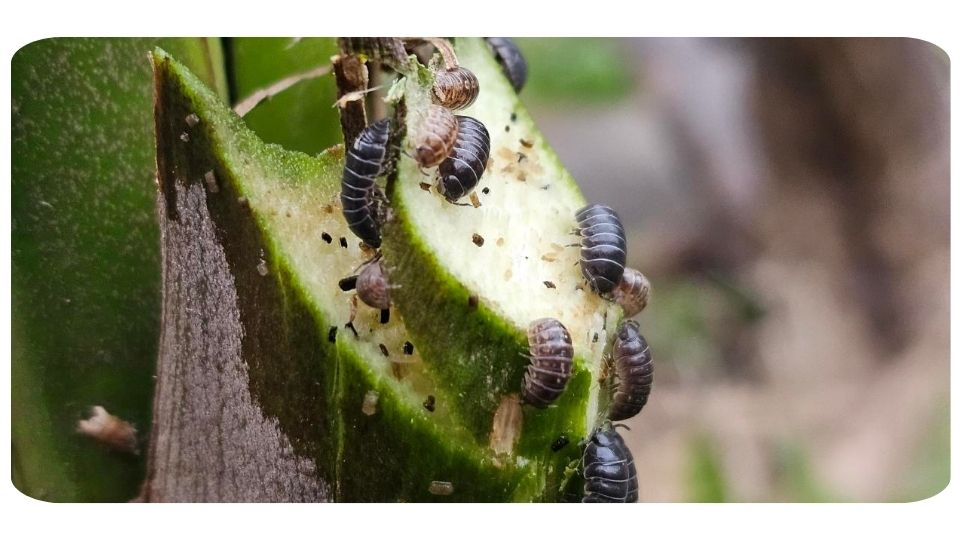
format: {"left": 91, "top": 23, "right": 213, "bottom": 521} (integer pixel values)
{"left": 516, "top": 38, "right": 949, "bottom": 502}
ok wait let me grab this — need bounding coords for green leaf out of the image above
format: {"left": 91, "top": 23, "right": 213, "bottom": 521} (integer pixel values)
{"left": 228, "top": 37, "right": 343, "bottom": 155}
{"left": 12, "top": 37, "right": 227, "bottom": 502}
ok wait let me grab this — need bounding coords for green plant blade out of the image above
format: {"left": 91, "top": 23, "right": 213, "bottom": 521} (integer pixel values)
{"left": 12, "top": 37, "right": 227, "bottom": 502}
{"left": 228, "top": 37, "right": 343, "bottom": 155}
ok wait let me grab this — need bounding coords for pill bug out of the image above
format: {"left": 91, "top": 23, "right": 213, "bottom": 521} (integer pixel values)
{"left": 356, "top": 259, "right": 391, "bottom": 311}
{"left": 521, "top": 318, "right": 574, "bottom": 408}
{"left": 437, "top": 116, "right": 491, "bottom": 202}
{"left": 582, "top": 424, "right": 639, "bottom": 503}
{"left": 432, "top": 66, "right": 480, "bottom": 110}
{"left": 341, "top": 119, "right": 392, "bottom": 249}
{"left": 340, "top": 258, "right": 392, "bottom": 324}
{"left": 607, "top": 320, "right": 653, "bottom": 422}
{"left": 611, "top": 267, "right": 651, "bottom": 317}
{"left": 485, "top": 37, "right": 528, "bottom": 92}
{"left": 575, "top": 204, "right": 627, "bottom": 295}
{"left": 414, "top": 104, "right": 459, "bottom": 168}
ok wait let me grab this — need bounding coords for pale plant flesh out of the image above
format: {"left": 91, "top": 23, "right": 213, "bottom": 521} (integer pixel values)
{"left": 398, "top": 38, "right": 620, "bottom": 435}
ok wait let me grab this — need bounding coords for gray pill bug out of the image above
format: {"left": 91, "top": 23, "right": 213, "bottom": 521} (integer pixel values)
{"left": 611, "top": 267, "right": 651, "bottom": 317}
{"left": 607, "top": 320, "right": 653, "bottom": 422}
{"left": 432, "top": 66, "right": 480, "bottom": 110}
{"left": 437, "top": 116, "right": 491, "bottom": 202}
{"left": 485, "top": 37, "right": 528, "bottom": 92}
{"left": 414, "top": 104, "right": 459, "bottom": 168}
{"left": 575, "top": 204, "right": 627, "bottom": 295}
{"left": 521, "top": 318, "right": 574, "bottom": 408}
{"left": 582, "top": 424, "right": 639, "bottom": 503}
{"left": 339, "top": 258, "right": 394, "bottom": 324}
{"left": 341, "top": 119, "right": 392, "bottom": 249}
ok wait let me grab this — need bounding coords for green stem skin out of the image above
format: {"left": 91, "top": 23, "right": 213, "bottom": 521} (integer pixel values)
{"left": 12, "top": 37, "right": 227, "bottom": 502}
{"left": 152, "top": 49, "right": 544, "bottom": 501}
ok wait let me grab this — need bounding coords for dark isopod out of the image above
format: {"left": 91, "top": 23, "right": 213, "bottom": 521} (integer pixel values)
{"left": 340, "top": 119, "right": 392, "bottom": 249}
{"left": 582, "top": 424, "right": 638, "bottom": 503}
{"left": 607, "top": 320, "right": 653, "bottom": 422}
{"left": 521, "top": 318, "right": 574, "bottom": 408}
{"left": 485, "top": 37, "right": 528, "bottom": 92}
{"left": 437, "top": 116, "right": 491, "bottom": 202}
{"left": 575, "top": 204, "right": 627, "bottom": 295}
{"left": 432, "top": 66, "right": 480, "bottom": 110}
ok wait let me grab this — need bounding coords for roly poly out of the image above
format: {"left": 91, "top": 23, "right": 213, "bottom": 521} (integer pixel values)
{"left": 432, "top": 66, "right": 480, "bottom": 110}
{"left": 611, "top": 267, "right": 651, "bottom": 317}
{"left": 414, "top": 104, "right": 459, "bottom": 168}
{"left": 341, "top": 119, "right": 392, "bottom": 249}
{"left": 356, "top": 258, "right": 391, "bottom": 310}
{"left": 341, "top": 258, "right": 392, "bottom": 324}
{"left": 521, "top": 318, "right": 574, "bottom": 408}
{"left": 485, "top": 37, "right": 528, "bottom": 92}
{"left": 575, "top": 204, "right": 627, "bottom": 295}
{"left": 607, "top": 320, "right": 653, "bottom": 422}
{"left": 437, "top": 115, "right": 491, "bottom": 202}
{"left": 582, "top": 424, "right": 638, "bottom": 503}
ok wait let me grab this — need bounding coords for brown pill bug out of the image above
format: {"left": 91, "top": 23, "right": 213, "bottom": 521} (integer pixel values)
{"left": 437, "top": 116, "right": 491, "bottom": 202}
{"left": 611, "top": 268, "right": 651, "bottom": 317}
{"left": 521, "top": 318, "right": 574, "bottom": 408}
{"left": 341, "top": 258, "right": 393, "bottom": 324}
{"left": 414, "top": 104, "right": 459, "bottom": 168}
{"left": 575, "top": 204, "right": 627, "bottom": 295}
{"left": 432, "top": 66, "right": 480, "bottom": 110}
{"left": 356, "top": 259, "right": 391, "bottom": 310}
{"left": 582, "top": 424, "right": 639, "bottom": 503}
{"left": 341, "top": 119, "right": 392, "bottom": 249}
{"left": 607, "top": 320, "right": 653, "bottom": 422}
{"left": 485, "top": 37, "right": 528, "bottom": 92}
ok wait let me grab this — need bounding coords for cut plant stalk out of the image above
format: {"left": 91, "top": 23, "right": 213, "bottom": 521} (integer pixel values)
{"left": 146, "top": 36, "right": 617, "bottom": 501}
{"left": 382, "top": 37, "right": 621, "bottom": 449}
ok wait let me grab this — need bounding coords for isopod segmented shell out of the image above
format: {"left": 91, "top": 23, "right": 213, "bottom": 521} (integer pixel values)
{"left": 356, "top": 259, "right": 391, "bottom": 310}
{"left": 414, "top": 104, "right": 459, "bottom": 168}
{"left": 582, "top": 425, "right": 638, "bottom": 503}
{"left": 575, "top": 204, "right": 627, "bottom": 295}
{"left": 432, "top": 66, "right": 480, "bottom": 110}
{"left": 608, "top": 320, "right": 653, "bottom": 422}
{"left": 341, "top": 119, "right": 392, "bottom": 248}
{"left": 485, "top": 37, "right": 528, "bottom": 92}
{"left": 521, "top": 318, "right": 574, "bottom": 408}
{"left": 437, "top": 116, "right": 491, "bottom": 202}
{"left": 611, "top": 267, "right": 651, "bottom": 317}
